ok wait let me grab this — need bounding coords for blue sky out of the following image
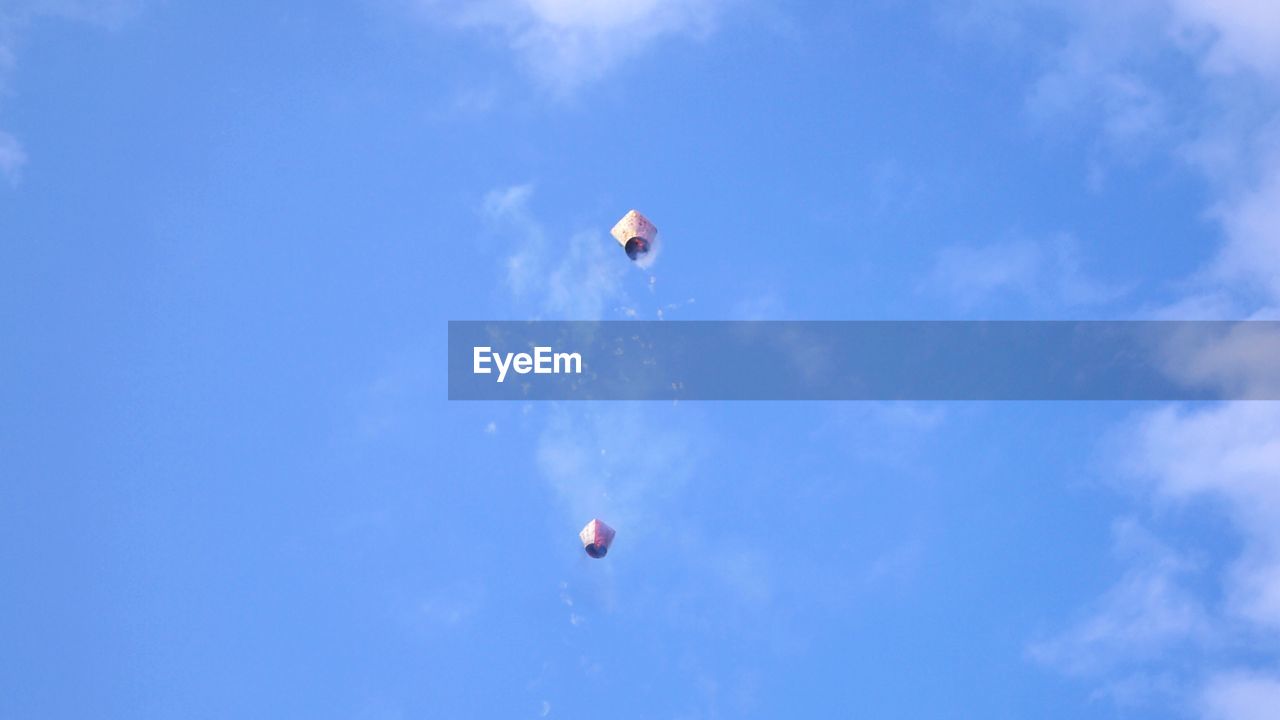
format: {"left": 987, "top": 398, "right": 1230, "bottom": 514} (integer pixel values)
{"left": 4, "top": 1, "right": 1280, "bottom": 718}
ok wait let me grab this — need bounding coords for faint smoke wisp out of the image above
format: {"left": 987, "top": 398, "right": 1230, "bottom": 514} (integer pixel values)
{"left": 481, "top": 184, "right": 631, "bottom": 320}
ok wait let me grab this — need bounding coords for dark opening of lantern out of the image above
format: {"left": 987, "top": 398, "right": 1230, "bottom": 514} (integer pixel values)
{"left": 624, "top": 237, "right": 649, "bottom": 261}
{"left": 584, "top": 543, "right": 607, "bottom": 558}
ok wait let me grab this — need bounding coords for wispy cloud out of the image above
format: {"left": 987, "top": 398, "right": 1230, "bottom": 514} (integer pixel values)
{"left": 965, "top": 5, "right": 1280, "bottom": 712}
{"left": 1034, "top": 402, "right": 1280, "bottom": 713}
{"left": 1153, "top": 321, "right": 1280, "bottom": 397}
{"left": 1209, "top": 159, "right": 1280, "bottom": 303}
{"left": 412, "top": 579, "right": 486, "bottom": 629}
{"left": 922, "top": 234, "right": 1127, "bottom": 313}
{"left": 0, "top": 129, "right": 26, "bottom": 185}
{"left": 1200, "top": 670, "right": 1280, "bottom": 720}
{"left": 0, "top": 0, "right": 140, "bottom": 184}
{"left": 481, "top": 184, "right": 633, "bottom": 320}
{"left": 1026, "top": 45, "right": 1170, "bottom": 154}
{"left": 415, "top": 0, "right": 730, "bottom": 94}
{"left": 1167, "top": 0, "right": 1280, "bottom": 78}
{"left": 1030, "top": 520, "right": 1211, "bottom": 679}
{"left": 972, "top": 7, "right": 1280, "bottom": 702}
{"left": 966, "top": 0, "right": 1280, "bottom": 316}
{"left": 535, "top": 404, "right": 700, "bottom": 534}
{"left": 1126, "top": 403, "right": 1280, "bottom": 630}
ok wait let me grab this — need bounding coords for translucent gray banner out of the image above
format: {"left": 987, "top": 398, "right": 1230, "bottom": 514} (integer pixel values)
{"left": 447, "top": 321, "right": 1280, "bottom": 401}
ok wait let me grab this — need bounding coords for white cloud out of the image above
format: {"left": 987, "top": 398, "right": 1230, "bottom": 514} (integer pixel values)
{"left": 417, "top": 0, "right": 727, "bottom": 93}
{"left": 1, "top": 1, "right": 138, "bottom": 26}
{"left": 923, "top": 234, "right": 1126, "bottom": 313}
{"left": 1200, "top": 670, "right": 1280, "bottom": 720}
{"left": 1026, "top": 30, "right": 1171, "bottom": 153}
{"left": 731, "top": 290, "right": 784, "bottom": 320}
{"left": 927, "top": 240, "right": 1039, "bottom": 307}
{"left": 1141, "top": 291, "right": 1245, "bottom": 320}
{"left": 0, "top": 1, "right": 140, "bottom": 184}
{"left": 934, "top": 5, "right": 1280, "bottom": 717}
{"left": 481, "top": 184, "right": 632, "bottom": 320}
{"left": 0, "top": 129, "right": 26, "bottom": 184}
{"left": 1210, "top": 159, "right": 1280, "bottom": 302}
{"left": 959, "top": 0, "right": 1280, "bottom": 315}
{"left": 413, "top": 580, "right": 486, "bottom": 629}
{"left": 960, "top": 12, "right": 1280, "bottom": 707}
{"left": 1030, "top": 519, "right": 1211, "bottom": 678}
{"left": 1167, "top": 0, "right": 1280, "bottom": 78}
{"left": 1153, "top": 322, "right": 1280, "bottom": 398}
{"left": 1127, "top": 403, "right": 1280, "bottom": 630}
{"left": 535, "top": 404, "right": 699, "bottom": 533}
{"left": 1034, "top": 401, "right": 1280, "bottom": 714}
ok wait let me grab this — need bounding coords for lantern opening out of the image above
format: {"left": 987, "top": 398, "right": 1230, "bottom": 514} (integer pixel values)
{"left": 624, "top": 237, "right": 650, "bottom": 260}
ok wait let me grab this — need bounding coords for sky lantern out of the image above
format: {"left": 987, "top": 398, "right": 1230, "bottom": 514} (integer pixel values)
{"left": 610, "top": 209, "right": 658, "bottom": 261}
{"left": 579, "top": 519, "right": 616, "bottom": 559}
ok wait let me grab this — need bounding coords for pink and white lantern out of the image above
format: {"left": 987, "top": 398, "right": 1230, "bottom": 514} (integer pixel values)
{"left": 579, "top": 519, "right": 616, "bottom": 559}
{"left": 609, "top": 210, "right": 658, "bottom": 262}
